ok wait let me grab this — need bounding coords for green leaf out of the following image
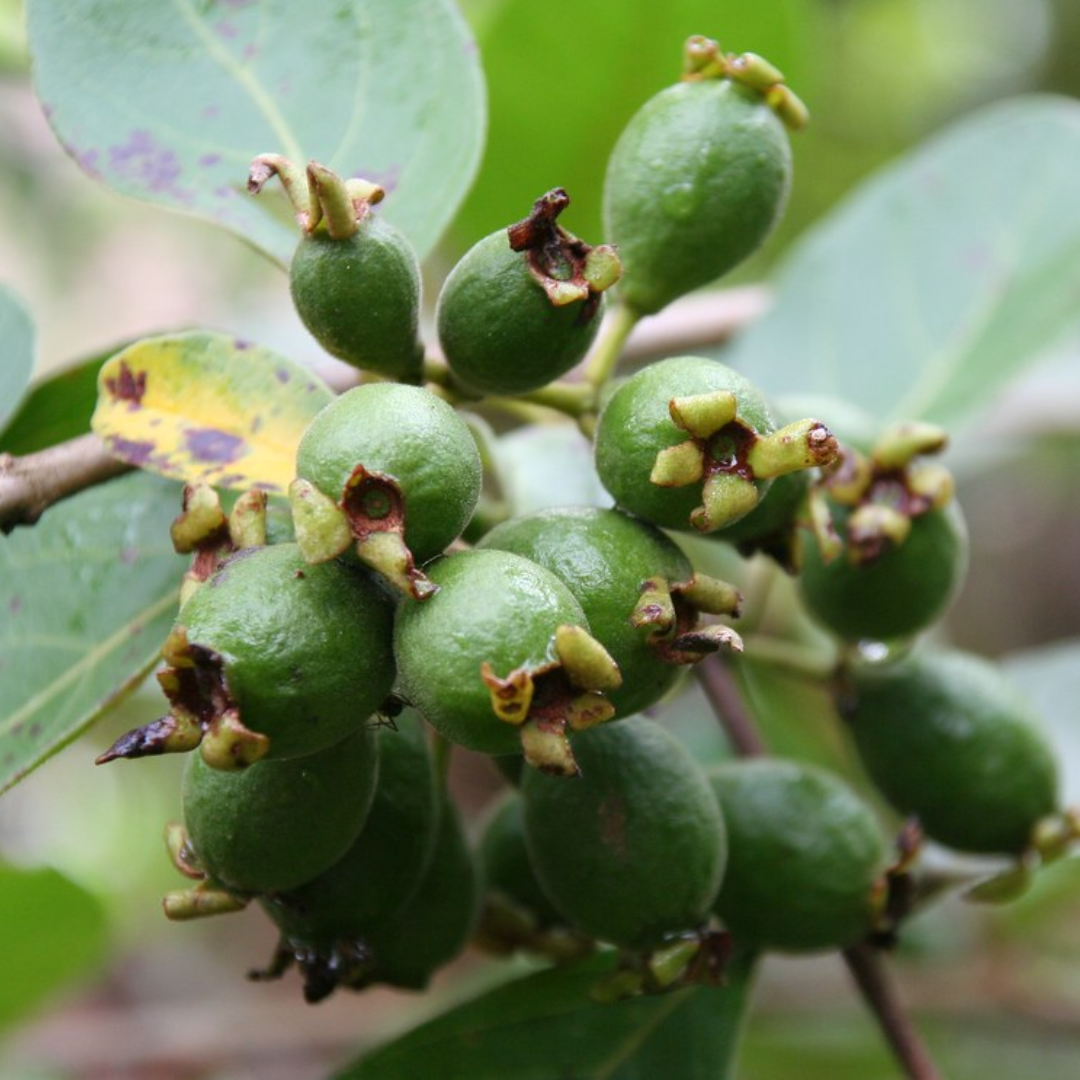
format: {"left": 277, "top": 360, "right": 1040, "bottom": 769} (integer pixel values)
{"left": 0, "top": 347, "right": 117, "bottom": 455}
{"left": 0, "top": 470, "right": 182, "bottom": 794}
{"left": 0, "top": 863, "right": 108, "bottom": 1033}
{"left": 91, "top": 331, "right": 333, "bottom": 494}
{"left": 27, "top": 0, "right": 486, "bottom": 264}
{"left": 0, "top": 283, "right": 35, "bottom": 432}
{"left": 497, "top": 422, "right": 612, "bottom": 516}
{"left": 458, "top": 0, "right": 807, "bottom": 247}
{"left": 338, "top": 950, "right": 756, "bottom": 1080}
{"left": 723, "top": 96, "right": 1080, "bottom": 431}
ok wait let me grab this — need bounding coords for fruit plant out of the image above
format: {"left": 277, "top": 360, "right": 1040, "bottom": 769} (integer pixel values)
{"left": 3, "top": 3, "right": 1080, "bottom": 1078}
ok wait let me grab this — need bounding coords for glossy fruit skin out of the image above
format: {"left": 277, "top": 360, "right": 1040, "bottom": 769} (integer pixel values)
{"left": 436, "top": 230, "right": 603, "bottom": 395}
{"left": 477, "top": 506, "right": 692, "bottom": 716}
{"left": 295, "top": 382, "right": 482, "bottom": 562}
{"left": 182, "top": 727, "right": 379, "bottom": 895}
{"left": 594, "top": 356, "right": 775, "bottom": 532}
{"left": 175, "top": 543, "right": 395, "bottom": 760}
{"left": 393, "top": 548, "right": 591, "bottom": 755}
{"left": 290, "top": 215, "right": 424, "bottom": 381}
{"left": 604, "top": 78, "right": 791, "bottom": 315}
{"left": 479, "top": 790, "right": 565, "bottom": 931}
{"left": 708, "top": 759, "right": 888, "bottom": 953}
{"left": 356, "top": 793, "right": 480, "bottom": 990}
{"left": 522, "top": 716, "right": 726, "bottom": 950}
{"left": 845, "top": 650, "right": 1059, "bottom": 855}
{"left": 799, "top": 499, "right": 968, "bottom": 643}
{"left": 263, "top": 709, "right": 439, "bottom": 949}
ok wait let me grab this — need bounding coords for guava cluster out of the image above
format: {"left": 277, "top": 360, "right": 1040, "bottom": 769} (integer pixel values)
{"left": 103, "top": 33, "right": 1064, "bottom": 1005}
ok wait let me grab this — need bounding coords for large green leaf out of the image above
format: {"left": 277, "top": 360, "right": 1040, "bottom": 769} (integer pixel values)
{"left": 0, "top": 863, "right": 109, "bottom": 1033}
{"left": 0, "top": 347, "right": 116, "bottom": 455}
{"left": 0, "top": 471, "right": 182, "bottom": 794}
{"left": 27, "top": 0, "right": 486, "bottom": 264}
{"left": 338, "top": 950, "right": 756, "bottom": 1080}
{"left": 458, "top": 0, "right": 807, "bottom": 247}
{"left": 0, "top": 284, "right": 35, "bottom": 432}
{"left": 722, "top": 96, "right": 1080, "bottom": 431}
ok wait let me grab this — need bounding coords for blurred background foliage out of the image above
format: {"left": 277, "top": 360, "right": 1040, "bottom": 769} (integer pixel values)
{"left": 2, "top": 0, "right": 1080, "bottom": 1077}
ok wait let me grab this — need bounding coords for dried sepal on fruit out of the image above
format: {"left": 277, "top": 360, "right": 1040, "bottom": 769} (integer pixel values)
{"left": 393, "top": 549, "right": 621, "bottom": 776}
{"left": 603, "top": 35, "right": 804, "bottom": 316}
{"left": 436, "top": 188, "right": 620, "bottom": 396}
{"left": 798, "top": 420, "right": 969, "bottom": 643}
{"left": 595, "top": 356, "right": 837, "bottom": 534}
{"left": 249, "top": 155, "right": 424, "bottom": 381}
{"left": 293, "top": 382, "right": 482, "bottom": 600}
{"left": 99, "top": 543, "right": 396, "bottom": 769}
{"left": 478, "top": 506, "right": 743, "bottom": 716}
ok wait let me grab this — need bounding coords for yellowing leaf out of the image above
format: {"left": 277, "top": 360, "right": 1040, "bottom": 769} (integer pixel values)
{"left": 92, "top": 332, "right": 334, "bottom": 493}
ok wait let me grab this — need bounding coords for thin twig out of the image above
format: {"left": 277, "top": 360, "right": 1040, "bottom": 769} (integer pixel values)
{"left": 695, "top": 655, "right": 947, "bottom": 1080}
{"left": 0, "top": 433, "right": 131, "bottom": 533}
{"left": 694, "top": 656, "right": 768, "bottom": 756}
{"left": 842, "top": 942, "right": 945, "bottom": 1080}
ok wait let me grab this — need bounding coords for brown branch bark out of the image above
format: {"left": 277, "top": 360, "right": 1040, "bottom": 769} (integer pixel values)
{"left": 0, "top": 433, "right": 131, "bottom": 533}
{"left": 843, "top": 942, "right": 946, "bottom": 1080}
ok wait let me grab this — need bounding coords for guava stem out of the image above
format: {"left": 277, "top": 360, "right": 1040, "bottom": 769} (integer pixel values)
{"left": 512, "top": 380, "right": 597, "bottom": 418}
{"left": 694, "top": 657, "right": 767, "bottom": 756}
{"left": 581, "top": 301, "right": 639, "bottom": 390}
{"left": 697, "top": 652, "right": 946, "bottom": 1080}
{"left": 842, "top": 943, "right": 945, "bottom": 1080}
{"left": 738, "top": 636, "right": 836, "bottom": 681}
{"left": 431, "top": 731, "right": 453, "bottom": 794}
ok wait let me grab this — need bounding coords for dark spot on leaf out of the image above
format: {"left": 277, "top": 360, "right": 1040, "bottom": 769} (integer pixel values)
{"left": 108, "top": 437, "right": 157, "bottom": 467}
{"left": 214, "top": 20, "right": 239, "bottom": 39}
{"left": 202, "top": 104, "right": 220, "bottom": 119}
{"left": 109, "top": 130, "right": 192, "bottom": 202}
{"left": 184, "top": 428, "right": 245, "bottom": 464}
{"left": 105, "top": 361, "right": 147, "bottom": 405}
{"left": 198, "top": 153, "right": 222, "bottom": 168}
{"left": 78, "top": 147, "right": 102, "bottom": 179}
{"left": 234, "top": 339, "right": 252, "bottom": 351}
{"left": 9, "top": 595, "right": 22, "bottom": 616}
{"left": 275, "top": 367, "right": 291, "bottom": 384}
{"left": 120, "top": 546, "right": 138, "bottom": 565}
{"left": 29, "top": 722, "right": 42, "bottom": 740}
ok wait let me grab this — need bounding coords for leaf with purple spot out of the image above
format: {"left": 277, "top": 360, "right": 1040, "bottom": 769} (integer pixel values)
{"left": 91, "top": 331, "right": 333, "bottom": 492}
{"left": 26, "top": 0, "right": 486, "bottom": 266}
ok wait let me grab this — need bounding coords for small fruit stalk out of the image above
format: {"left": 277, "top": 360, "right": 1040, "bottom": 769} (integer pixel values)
{"left": 393, "top": 549, "right": 622, "bottom": 776}
{"left": 602, "top": 35, "right": 806, "bottom": 319}
{"left": 595, "top": 356, "right": 839, "bottom": 534}
{"left": 436, "top": 188, "right": 620, "bottom": 396}
{"left": 798, "top": 420, "right": 969, "bottom": 642}
{"left": 249, "top": 155, "right": 424, "bottom": 381}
